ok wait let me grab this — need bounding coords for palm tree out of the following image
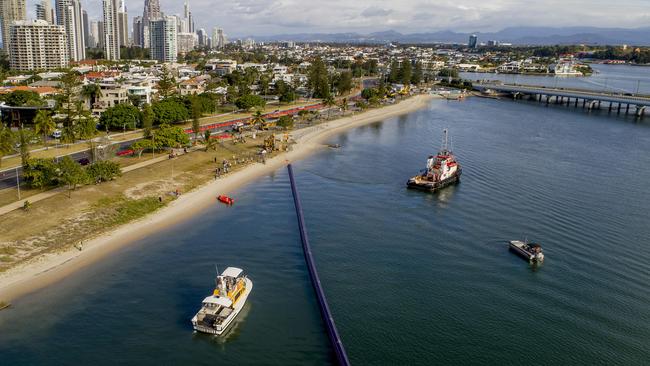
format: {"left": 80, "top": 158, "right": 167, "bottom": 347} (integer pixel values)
{"left": 251, "top": 110, "right": 265, "bottom": 128}
{"left": 33, "top": 110, "right": 55, "bottom": 148}
{"left": 81, "top": 84, "right": 102, "bottom": 109}
{"left": 324, "top": 96, "right": 336, "bottom": 119}
{"left": 339, "top": 98, "right": 348, "bottom": 114}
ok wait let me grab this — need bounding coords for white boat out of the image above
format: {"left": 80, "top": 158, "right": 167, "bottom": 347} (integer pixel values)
{"left": 191, "top": 267, "right": 253, "bottom": 335}
{"left": 509, "top": 240, "right": 545, "bottom": 263}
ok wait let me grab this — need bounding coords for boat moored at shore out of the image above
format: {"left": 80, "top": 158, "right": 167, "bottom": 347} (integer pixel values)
{"left": 191, "top": 267, "right": 253, "bottom": 335}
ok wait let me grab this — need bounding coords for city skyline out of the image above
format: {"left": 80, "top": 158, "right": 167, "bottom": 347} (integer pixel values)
{"left": 22, "top": 0, "right": 650, "bottom": 37}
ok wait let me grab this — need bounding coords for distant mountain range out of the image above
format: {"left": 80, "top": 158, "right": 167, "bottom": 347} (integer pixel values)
{"left": 250, "top": 27, "right": 650, "bottom": 46}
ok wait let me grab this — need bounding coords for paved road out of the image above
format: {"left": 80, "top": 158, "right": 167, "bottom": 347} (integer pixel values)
{"left": 475, "top": 83, "right": 650, "bottom": 106}
{"left": 0, "top": 140, "right": 133, "bottom": 190}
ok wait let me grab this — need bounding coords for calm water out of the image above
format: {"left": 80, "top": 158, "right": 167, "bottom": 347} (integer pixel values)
{"left": 462, "top": 63, "right": 650, "bottom": 94}
{"left": 1, "top": 97, "right": 650, "bottom": 365}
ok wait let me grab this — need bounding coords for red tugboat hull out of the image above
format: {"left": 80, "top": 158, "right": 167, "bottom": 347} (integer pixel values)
{"left": 218, "top": 195, "right": 235, "bottom": 205}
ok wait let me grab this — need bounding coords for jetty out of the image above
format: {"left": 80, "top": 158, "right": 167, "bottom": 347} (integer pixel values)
{"left": 287, "top": 164, "right": 351, "bottom": 366}
{"left": 474, "top": 83, "right": 650, "bottom": 118}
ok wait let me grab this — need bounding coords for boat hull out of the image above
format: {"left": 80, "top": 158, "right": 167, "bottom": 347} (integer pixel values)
{"left": 406, "top": 169, "right": 462, "bottom": 192}
{"left": 192, "top": 278, "right": 253, "bottom": 335}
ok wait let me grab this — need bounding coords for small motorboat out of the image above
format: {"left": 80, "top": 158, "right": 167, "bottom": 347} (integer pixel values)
{"left": 509, "top": 240, "right": 544, "bottom": 263}
{"left": 218, "top": 195, "right": 234, "bottom": 205}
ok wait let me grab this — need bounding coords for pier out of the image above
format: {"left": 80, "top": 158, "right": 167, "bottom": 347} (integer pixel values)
{"left": 287, "top": 164, "right": 351, "bottom": 366}
{"left": 474, "top": 83, "right": 650, "bottom": 118}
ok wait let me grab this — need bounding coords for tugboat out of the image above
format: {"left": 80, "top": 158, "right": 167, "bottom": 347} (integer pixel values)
{"left": 191, "top": 267, "right": 253, "bottom": 335}
{"left": 407, "top": 129, "right": 462, "bottom": 192}
{"left": 509, "top": 240, "right": 545, "bottom": 263}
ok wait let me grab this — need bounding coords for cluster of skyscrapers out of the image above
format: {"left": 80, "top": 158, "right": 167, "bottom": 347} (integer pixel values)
{"left": 0, "top": 0, "right": 229, "bottom": 70}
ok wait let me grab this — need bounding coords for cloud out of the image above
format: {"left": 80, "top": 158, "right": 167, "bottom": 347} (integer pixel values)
{"left": 26, "top": 0, "right": 650, "bottom": 37}
{"left": 361, "top": 7, "right": 393, "bottom": 17}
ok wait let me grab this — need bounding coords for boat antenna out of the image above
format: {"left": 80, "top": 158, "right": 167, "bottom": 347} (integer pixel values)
{"left": 441, "top": 128, "right": 449, "bottom": 152}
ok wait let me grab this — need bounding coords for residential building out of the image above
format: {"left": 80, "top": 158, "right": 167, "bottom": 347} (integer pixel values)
{"left": 56, "top": 0, "right": 86, "bottom": 62}
{"left": 102, "top": 0, "right": 120, "bottom": 60}
{"left": 196, "top": 28, "right": 207, "bottom": 47}
{"left": 178, "top": 77, "right": 206, "bottom": 96}
{"left": 82, "top": 10, "right": 89, "bottom": 49}
{"left": 117, "top": 1, "right": 128, "bottom": 46}
{"left": 212, "top": 27, "right": 226, "bottom": 49}
{"left": 90, "top": 20, "right": 100, "bottom": 48}
{"left": 35, "top": 0, "right": 53, "bottom": 24}
{"left": 177, "top": 32, "right": 197, "bottom": 54}
{"left": 1, "top": 0, "right": 27, "bottom": 53}
{"left": 150, "top": 15, "right": 177, "bottom": 63}
{"left": 141, "top": 0, "right": 161, "bottom": 48}
{"left": 205, "top": 59, "right": 236, "bottom": 75}
{"left": 9, "top": 20, "right": 68, "bottom": 71}
{"left": 468, "top": 34, "right": 478, "bottom": 49}
{"left": 132, "top": 16, "right": 142, "bottom": 47}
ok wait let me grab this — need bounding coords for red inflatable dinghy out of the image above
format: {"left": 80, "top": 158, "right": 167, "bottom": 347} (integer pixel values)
{"left": 217, "top": 195, "right": 234, "bottom": 205}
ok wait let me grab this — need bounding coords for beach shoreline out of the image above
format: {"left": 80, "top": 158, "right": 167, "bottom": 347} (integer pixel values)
{"left": 0, "top": 94, "right": 434, "bottom": 303}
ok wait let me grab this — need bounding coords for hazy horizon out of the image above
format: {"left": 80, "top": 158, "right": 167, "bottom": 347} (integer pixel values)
{"left": 26, "top": 0, "right": 650, "bottom": 38}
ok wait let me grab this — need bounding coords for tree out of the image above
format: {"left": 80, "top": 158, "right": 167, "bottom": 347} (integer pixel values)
{"left": 155, "top": 124, "right": 190, "bottom": 148}
{"left": 204, "top": 130, "right": 216, "bottom": 151}
{"left": 58, "top": 72, "right": 82, "bottom": 143}
{"left": 308, "top": 57, "right": 331, "bottom": 98}
{"left": 58, "top": 156, "right": 87, "bottom": 197}
{"left": 235, "top": 94, "right": 266, "bottom": 110}
{"left": 324, "top": 95, "right": 336, "bottom": 119}
{"left": 81, "top": 83, "right": 102, "bottom": 109}
{"left": 157, "top": 67, "right": 177, "bottom": 98}
{"left": 4, "top": 90, "right": 43, "bottom": 107}
{"left": 388, "top": 60, "right": 400, "bottom": 83}
{"left": 86, "top": 160, "right": 121, "bottom": 183}
{"left": 152, "top": 99, "right": 189, "bottom": 125}
{"left": 23, "top": 158, "right": 59, "bottom": 188}
{"left": 191, "top": 100, "right": 202, "bottom": 141}
{"left": 75, "top": 110, "right": 98, "bottom": 139}
{"left": 99, "top": 103, "right": 141, "bottom": 130}
{"left": 336, "top": 71, "right": 353, "bottom": 95}
{"left": 259, "top": 73, "right": 271, "bottom": 95}
{"left": 142, "top": 103, "right": 154, "bottom": 138}
{"left": 33, "top": 110, "right": 55, "bottom": 148}
{"left": 131, "top": 139, "right": 155, "bottom": 158}
{"left": 438, "top": 68, "right": 459, "bottom": 78}
{"left": 251, "top": 110, "right": 265, "bottom": 127}
{"left": 361, "top": 88, "right": 379, "bottom": 100}
{"left": 277, "top": 115, "right": 294, "bottom": 130}
{"left": 0, "top": 125, "right": 14, "bottom": 167}
{"left": 18, "top": 127, "right": 30, "bottom": 167}
{"left": 400, "top": 60, "right": 412, "bottom": 86}
{"left": 412, "top": 62, "right": 423, "bottom": 85}
{"left": 339, "top": 98, "right": 349, "bottom": 112}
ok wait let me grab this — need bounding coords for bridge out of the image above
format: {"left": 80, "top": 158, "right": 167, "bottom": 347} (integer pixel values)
{"left": 474, "top": 83, "right": 650, "bottom": 117}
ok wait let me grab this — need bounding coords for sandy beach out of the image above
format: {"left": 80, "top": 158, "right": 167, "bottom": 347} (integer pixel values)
{"left": 0, "top": 94, "right": 434, "bottom": 302}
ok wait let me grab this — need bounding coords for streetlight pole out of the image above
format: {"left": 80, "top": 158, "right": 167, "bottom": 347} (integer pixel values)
{"left": 636, "top": 80, "right": 641, "bottom": 96}
{"left": 16, "top": 166, "right": 20, "bottom": 200}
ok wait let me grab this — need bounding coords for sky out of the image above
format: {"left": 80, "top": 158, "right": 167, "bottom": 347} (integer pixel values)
{"left": 27, "top": 0, "right": 650, "bottom": 37}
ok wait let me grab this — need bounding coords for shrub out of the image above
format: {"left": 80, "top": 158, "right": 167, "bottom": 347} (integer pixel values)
{"left": 87, "top": 161, "right": 122, "bottom": 183}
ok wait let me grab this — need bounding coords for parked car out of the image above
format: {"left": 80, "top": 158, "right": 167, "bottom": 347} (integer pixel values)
{"left": 78, "top": 158, "right": 90, "bottom": 166}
